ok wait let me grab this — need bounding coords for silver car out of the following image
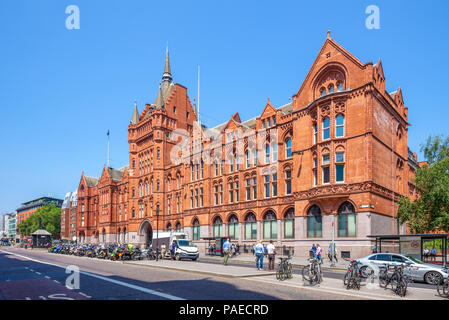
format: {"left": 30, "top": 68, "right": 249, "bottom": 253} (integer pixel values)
{"left": 356, "top": 253, "right": 449, "bottom": 285}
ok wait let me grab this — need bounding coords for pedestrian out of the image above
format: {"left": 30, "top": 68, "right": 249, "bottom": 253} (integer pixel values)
{"left": 223, "top": 239, "right": 231, "bottom": 265}
{"left": 170, "top": 241, "right": 177, "bottom": 260}
{"left": 316, "top": 244, "right": 323, "bottom": 264}
{"left": 372, "top": 246, "right": 378, "bottom": 254}
{"left": 430, "top": 247, "right": 437, "bottom": 262}
{"left": 333, "top": 246, "right": 338, "bottom": 263}
{"left": 231, "top": 243, "right": 236, "bottom": 257}
{"left": 266, "top": 240, "right": 276, "bottom": 271}
{"left": 254, "top": 240, "right": 265, "bottom": 270}
{"left": 236, "top": 243, "right": 240, "bottom": 255}
{"left": 311, "top": 243, "right": 317, "bottom": 258}
{"left": 423, "top": 248, "right": 429, "bottom": 261}
{"left": 263, "top": 244, "right": 268, "bottom": 258}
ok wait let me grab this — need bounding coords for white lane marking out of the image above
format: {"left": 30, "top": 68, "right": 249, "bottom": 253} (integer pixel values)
{"left": 79, "top": 292, "right": 92, "bottom": 299}
{"left": 44, "top": 276, "right": 51, "bottom": 279}
{"left": 0, "top": 250, "right": 184, "bottom": 301}
{"left": 35, "top": 272, "right": 42, "bottom": 275}
{"left": 25, "top": 297, "right": 31, "bottom": 300}
{"left": 53, "top": 280, "right": 60, "bottom": 283}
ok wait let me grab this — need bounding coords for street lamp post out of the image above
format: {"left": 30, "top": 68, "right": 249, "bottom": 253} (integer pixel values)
{"left": 156, "top": 205, "right": 160, "bottom": 261}
{"left": 331, "top": 215, "right": 335, "bottom": 267}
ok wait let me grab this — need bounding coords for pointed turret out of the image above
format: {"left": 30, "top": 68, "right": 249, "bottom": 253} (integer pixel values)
{"left": 153, "top": 84, "right": 164, "bottom": 108}
{"left": 162, "top": 46, "right": 172, "bottom": 84}
{"left": 131, "top": 100, "right": 139, "bottom": 124}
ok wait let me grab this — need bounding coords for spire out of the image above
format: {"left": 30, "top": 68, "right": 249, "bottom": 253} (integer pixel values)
{"left": 162, "top": 46, "right": 172, "bottom": 84}
{"left": 131, "top": 100, "right": 139, "bottom": 124}
{"left": 154, "top": 84, "right": 164, "bottom": 108}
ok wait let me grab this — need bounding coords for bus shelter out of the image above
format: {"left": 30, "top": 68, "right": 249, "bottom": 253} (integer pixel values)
{"left": 201, "top": 236, "right": 232, "bottom": 256}
{"left": 367, "top": 233, "right": 448, "bottom": 267}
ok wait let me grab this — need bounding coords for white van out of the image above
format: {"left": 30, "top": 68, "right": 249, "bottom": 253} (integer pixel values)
{"left": 153, "top": 232, "right": 199, "bottom": 261}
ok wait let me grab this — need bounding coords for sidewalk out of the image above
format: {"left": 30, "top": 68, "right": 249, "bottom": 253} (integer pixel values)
{"left": 199, "top": 253, "right": 349, "bottom": 272}
{"left": 125, "top": 258, "right": 276, "bottom": 278}
{"left": 125, "top": 257, "right": 444, "bottom": 300}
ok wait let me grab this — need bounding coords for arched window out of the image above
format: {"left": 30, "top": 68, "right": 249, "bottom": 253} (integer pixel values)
{"left": 245, "top": 213, "right": 257, "bottom": 240}
{"left": 213, "top": 216, "right": 223, "bottom": 237}
{"left": 263, "top": 211, "right": 277, "bottom": 239}
{"left": 336, "top": 114, "right": 344, "bottom": 138}
{"left": 328, "top": 84, "right": 334, "bottom": 94}
{"left": 193, "top": 219, "right": 200, "bottom": 240}
{"left": 323, "top": 117, "right": 330, "bottom": 140}
{"left": 272, "top": 143, "right": 278, "bottom": 162}
{"left": 307, "top": 205, "right": 322, "bottom": 238}
{"left": 284, "top": 208, "right": 295, "bottom": 239}
{"left": 167, "top": 223, "right": 172, "bottom": 232}
{"left": 320, "top": 87, "right": 326, "bottom": 97}
{"left": 337, "top": 81, "right": 343, "bottom": 92}
{"left": 285, "top": 138, "right": 292, "bottom": 158}
{"left": 338, "top": 202, "right": 356, "bottom": 237}
{"left": 175, "top": 222, "right": 181, "bottom": 232}
{"left": 265, "top": 144, "right": 270, "bottom": 164}
{"left": 228, "top": 214, "right": 239, "bottom": 240}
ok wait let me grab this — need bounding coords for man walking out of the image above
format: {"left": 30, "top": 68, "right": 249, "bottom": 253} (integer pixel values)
{"left": 311, "top": 243, "right": 317, "bottom": 258}
{"left": 267, "top": 240, "right": 276, "bottom": 271}
{"left": 254, "top": 240, "right": 265, "bottom": 270}
{"left": 223, "top": 238, "right": 231, "bottom": 265}
{"left": 316, "top": 244, "right": 323, "bottom": 264}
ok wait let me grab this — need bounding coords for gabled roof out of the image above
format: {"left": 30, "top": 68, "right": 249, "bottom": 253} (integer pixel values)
{"left": 85, "top": 176, "right": 99, "bottom": 187}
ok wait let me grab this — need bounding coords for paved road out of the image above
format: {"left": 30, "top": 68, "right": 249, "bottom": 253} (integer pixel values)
{"left": 0, "top": 248, "right": 365, "bottom": 300}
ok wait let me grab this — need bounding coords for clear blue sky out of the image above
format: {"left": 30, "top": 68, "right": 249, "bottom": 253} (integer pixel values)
{"left": 1, "top": 0, "right": 448, "bottom": 214}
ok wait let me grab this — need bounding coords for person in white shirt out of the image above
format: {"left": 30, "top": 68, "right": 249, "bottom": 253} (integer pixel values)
{"left": 254, "top": 241, "right": 265, "bottom": 270}
{"left": 266, "top": 240, "right": 276, "bottom": 270}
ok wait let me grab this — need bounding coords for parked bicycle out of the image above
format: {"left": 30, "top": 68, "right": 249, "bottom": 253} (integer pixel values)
{"left": 378, "top": 263, "right": 412, "bottom": 297}
{"left": 276, "top": 256, "right": 293, "bottom": 281}
{"left": 302, "top": 257, "right": 322, "bottom": 285}
{"left": 437, "top": 266, "right": 449, "bottom": 298}
{"left": 344, "top": 260, "right": 362, "bottom": 290}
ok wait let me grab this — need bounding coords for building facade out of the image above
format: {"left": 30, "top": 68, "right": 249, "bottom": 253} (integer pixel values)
{"left": 75, "top": 33, "right": 418, "bottom": 257}
{"left": 16, "top": 197, "right": 63, "bottom": 238}
{"left": 7, "top": 213, "right": 17, "bottom": 241}
{"left": 61, "top": 191, "right": 78, "bottom": 241}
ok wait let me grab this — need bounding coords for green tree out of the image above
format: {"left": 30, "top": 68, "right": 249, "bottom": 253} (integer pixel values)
{"left": 398, "top": 134, "right": 449, "bottom": 232}
{"left": 17, "top": 204, "right": 61, "bottom": 238}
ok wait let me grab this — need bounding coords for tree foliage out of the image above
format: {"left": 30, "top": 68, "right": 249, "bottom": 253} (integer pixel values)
{"left": 398, "top": 134, "right": 449, "bottom": 233}
{"left": 17, "top": 204, "right": 61, "bottom": 238}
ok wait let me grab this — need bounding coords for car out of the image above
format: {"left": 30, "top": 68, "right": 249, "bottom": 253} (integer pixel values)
{"left": 356, "top": 253, "right": 449, "bottom": 285}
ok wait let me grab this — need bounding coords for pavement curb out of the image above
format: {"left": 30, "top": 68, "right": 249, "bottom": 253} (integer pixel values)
{"left": 198, "top": 256, "right": 348, "bottom": 273}
{"left": 123, "top": 261, "right": 277, "bottom": 278}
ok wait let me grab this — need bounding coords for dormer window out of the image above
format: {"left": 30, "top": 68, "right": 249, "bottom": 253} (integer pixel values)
{"left": 320, "top": 87, "right": 326, "bottom": 97}
{"left": 328, "top": 84, "right": 334, "bottom": 94}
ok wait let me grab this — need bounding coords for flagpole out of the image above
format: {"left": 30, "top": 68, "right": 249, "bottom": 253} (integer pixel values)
{"left": 107, "top": 130, "right": 110, "bottom": 168}
{"left": 197, "top": 65, "right": 200, "bottom": 127}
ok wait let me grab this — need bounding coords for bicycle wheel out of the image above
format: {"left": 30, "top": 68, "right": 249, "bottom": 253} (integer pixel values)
{"left": 437, "top": 281, "right": 449, "bottom": 298}
{"left": 276, "top": 265, "right": 281, "bottom": 280}
{"left": 279, "top": 267, "right": 286, "bottom": 281}
{"left": 287, "top": 264, "right": 293, "bottom": 279}
{"left": 379, "top": 273, "right": 388, "bottom": 289}
{"left": 390, "top": 273, "right": 400, "bottom": 294}
{"left": 343, "top": 271, "right": 351, "bottom": 286}
{"left": 302, "top": 266, "right": 312, "bottom": 282}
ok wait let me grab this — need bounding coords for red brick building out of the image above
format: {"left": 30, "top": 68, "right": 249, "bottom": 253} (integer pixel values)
{"left": 61, "top": 191, "right": 78, "bottom": 241}
{"left": 74, "top": 33, "right": 419, "bottom": 257}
